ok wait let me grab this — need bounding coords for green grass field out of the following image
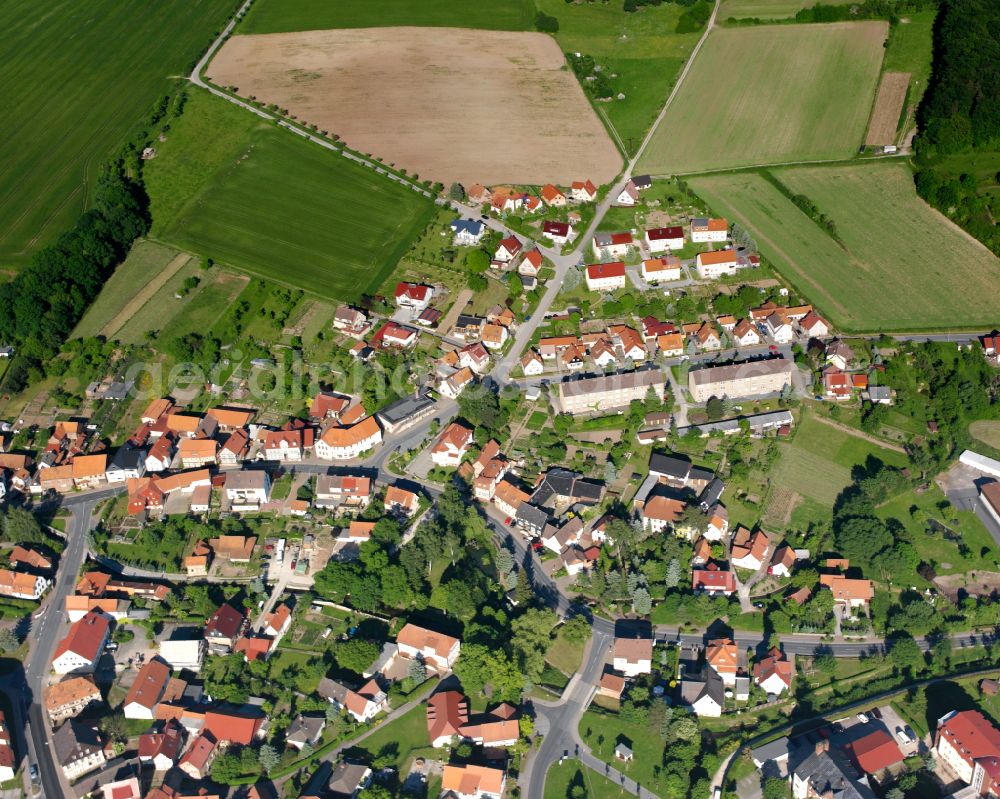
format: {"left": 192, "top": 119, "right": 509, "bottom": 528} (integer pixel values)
{"left": 346, "top": 703, "right": 434, "bottom": 771}
{"left": 882, "top": 10, "right": 936, "bottom": 115}
{"left": 536, "top": 0, "right": 701, "bottom": 156}
{"left": 771, "top": 410, "right": 907, "bottom": 506}
{"left": 0, "top": 0, "right": 236, "bottom": 268}
{"left": 719, "top": 0, "right": 852, "bottom": 19}
{"left": 240, "top": 0, "right": 536, "bottom": 33}
{"left": 146, "top": 92, "right": 435, "bottom": 301}
{"left": 544, "top": 760, "right": 627, "bottom": 799}
{"left": 971, "top": 421, "right": 1000, "bottom": 450}
{"left": 689, "top": 163, "right": 1000, "bottom": 330}
{"left": 72, "top": 240, "right": 189, "bottom": 339}
{"left": 638, "top": 22, "right": 887, "bottom": 174}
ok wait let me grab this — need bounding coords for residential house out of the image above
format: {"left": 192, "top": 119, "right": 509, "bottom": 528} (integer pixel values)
{"left": 519, "top": 248, "right": 543, "bottom": 277}
{"left": 178, "top": 732, "right": 218, "bottom": 780}
{"left": 286, "top": 715, "right": 326, "bottom": 751}
{"left": 696, "top": 249, "right": 739, "bottom": 279}
{"left": 441, "top": 764, "right": 506, "bottom": 799}
{"left": 315, "top": 474, "right": 372, "bottom": 511}
{"left": 688, "top": 358, "right": 792, "bottom": 403}
{"left": 385, "top": 485, "right": 419, "bottom": 517}
{"left": 732, "top": 319, "right": 760, "bottom": 347}
{"left": 615, "top": 181, "right": 639, "bottom": 206}
{"left": 0, "top": 569, "right": 47, "bottom": 600}
{"left": 123, "top": 657, "right": 171, "bottom": 719}
{"left": 440, "top": 366, "right": 475, "bottom": 400}
{"left": 690, "top": 217, "right": 728, "bottom": 243}
{"left": 432, "top": 422, "right": 474, "bottom": 468}
{"left": 592, "top": 232, "right": 633, "bottom": 260}
{"left": 819, "top": 575, "right": 874, "bottom": 610}
{"left": 262, "top": 426, "right": 312, "bottom": 462}
{"left": 799, "top": 311, "right": 829, "bottom": 339}
{"left": 427, "top": 690, "right": 469, "bottom": 748}
{"left": 459, "top": 342, "right": 491, "bottom": 374}
{"left": 263, "top": 603, "right": 292, "bottom": 637}
{"left": 467, "top": 184, "right": 492, "bottom": 205}
{"left": 328, "top": 762, "right": 372, "bottom": 799}
{"left": 395, "top": 282, "right": 433, "bottom": 311}
{"left": 106, "top": 448, "right": 146, "bottom": 484}
{"left": 585, "top": 261, "right": 627, "bottom": 292}
{"left": 209, "top": 535, "right": 256, "bottom": 563}
{"left": 145, "top": 436, "right": 174, "bottom": 473}
{"left": 571, "top": 180, "right": 598, "bottom": 202}
{"left": 695, "top": 322, "right": 721, "bottom": 350}
{"left": 598, "top": 671, "right": 626, "bottom": 701}
{"left": 845, "top": 729, "right": 904, "bottom": 778}
{"left": 396, "top": 623, "right": 460, "bottom": 674}
{"left": 765, "top": 312, "right": 794, "bottom": 344}
{"left": 754, "top": 648, "right": 792, "bottom": 696}
{"left": 493, "top": 479, "right": 531, "bottom": 519}
{"left": 225, "top": 470, "right": 270, "bottom": 511}
{"left": 451, "top": 218, "right": 486, "bottom": 246}
{"left": 46, "top": 676, "right": 102, "bottom": 723}
{"left": 333, "top": 306, "right": 368, "bottom": 334}
{"left": 207, "top": 407, "right": 254, "bottom": 432}
{"left": 459, "top": 703, "right": 520, "bottom": 748}
{"left": 541, "top": 184, "right": 567, "bottom": 207}
{"left": 520, "top": 350, "right": 544, "bottom": 376}
{"left": 542, "top": 220, "right": 574, "bottom": 246}
{"left": 731, "top": 527, "right": 769, "bottom": 571}
{"left": 791, "top": 738, "right": 875, "bottom": 799}
{"left": 52, "top": 611, "right": 111, "bottom": 674}
{"left": 609, "top": 325, "right": 646, "bottom": 362}
{"left": 612, "top": 637, "right": 652, "bottom": 677}
{"left": 218, "top": 428, "right": 251, "bottom": 466}
{"left": 679, "top": 672, "right": 724, "bottom": 717}
{"left": 204, "top": 603, "right": 245, "bottom": 654}
{"left": 692, "top": 563, "right": 736, "bottom": 596}
{"left": 657, "top": 332, "right": 685, "bottom": 357}
{"left": 640, "top": 493, "right": 685, "bottom": 534}
{"left": 53, "top": 720, "right": 108, "bottom": 780}
{"left": 705, "top": 638, "right": 740, "bottom": 686}
{"left": 319, "top": 678, "right": 389, "bottom": 723}
{"left": 178, "top": 437, "right": 217, "bottom": 469}
{"left": 71, "top": 454, "right": 108, "bottom": 490}
{"left": 826, "top": 339, "right": 855, "bottom": 371}
{"left": 935, "top": 710, "right": 1000, "bottom": 795}
{"left": 184, "top": 541, "right": 212, "bottom": 576}
{"left": 310, "top": 392, "right": 351, "bottom": 421}
{"left": 138, "top": 719, "right": 185, "bottom": 772}
{"left": 494, "top": 237, "right": 522, "bottom": 263}
{"left": 645, "top": 226, "right": 685, "bottom": 252}
{"left": 481, "top": 323, "right": 508, "bottom": 350}
{"left": 642, "top": 257, "right": 681, "bottom": 282}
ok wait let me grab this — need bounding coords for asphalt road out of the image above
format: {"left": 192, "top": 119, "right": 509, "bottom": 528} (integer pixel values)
{"left": 23, "top": 500, "right": 96, "bottom": 799}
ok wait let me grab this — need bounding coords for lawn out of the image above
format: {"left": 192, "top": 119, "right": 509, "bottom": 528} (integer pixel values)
{"left": 146, "top": 92, "right": 435, "bottom": 301}
{"left": 536, "top": 0, "right": 701, "bottom": 156}
{"left": 771, "top": 410, "right": 907, "bottom": 507}
{"left": 718, "top": 0, "right": 853, "bottom": 19}
{"left": 0, "top": 0, "right": 236, "bottom": 267}
{"left": 346, "top": 702, "right": 434, "bottom": 772}
{"left": 689, "top": 164, "right": 1000, "bottom": 331}
{"left": 545, "top": 628, "right": 585, "bottom": 676}
{"left": 971, "top": 421, "right": 1000, "bottom": 450}
{"left": 544, "top": 759, "right": 629, "bottom": 799}
{"left": 882, "top": 9, "right": 936, "bottom": 118}
{"left": 876, "top": 485, "right": 997, "bottom": 576}
{"left": 240, "top": 0, "right": 536, "bottom": 33}
{"left": 638, "top": 22, "right": 887, "bottom": 174}
{"left": 72, "top": 240, "right": 191, "bottom": 339}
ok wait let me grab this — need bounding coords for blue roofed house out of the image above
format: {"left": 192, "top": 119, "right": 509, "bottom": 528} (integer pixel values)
{"left": 451, "top": 218, "right": 486, "bottom": 246}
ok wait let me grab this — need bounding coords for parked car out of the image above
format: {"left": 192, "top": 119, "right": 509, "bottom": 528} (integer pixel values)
{"left": 869, "top": 707, "right": 882, "bottom": 720}
{"left": 856, "top": 712, "right": 869, "bottom": 723}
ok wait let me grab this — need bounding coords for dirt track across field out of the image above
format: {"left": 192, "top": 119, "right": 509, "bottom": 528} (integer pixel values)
{"left": 865, "top": 71, "right": 909, "bottom": 146}
{"left": 208, "top": 27, "right": 623, "bottom": 186}
{"left": 100, "top": 251, "right": 192, "bottom": 338}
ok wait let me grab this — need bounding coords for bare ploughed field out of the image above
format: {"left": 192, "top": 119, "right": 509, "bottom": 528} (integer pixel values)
{"left": 865, "top": 71, "right": 909, "bottom": 146}
{"left": 209, "top": 27, "right": 623, "bottom": 186}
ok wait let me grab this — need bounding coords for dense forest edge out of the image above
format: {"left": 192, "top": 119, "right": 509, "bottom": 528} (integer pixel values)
{"left": 913, "top": 0, "right": 1000, "bottom": 256}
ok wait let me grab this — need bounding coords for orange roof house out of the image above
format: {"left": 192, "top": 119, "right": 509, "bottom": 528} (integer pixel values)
{"left": 206, "top": 407, "right": 254, "bottom": 429}
{"left": 845, "top": 729, "right": 904, "bottom": 775}
{"left": 819, "top": 574, "right": 874, "bottom": 606}
{"left": 123, "top": 657, "right": 171, "bottom": 717}
{"left": 441, "top": 764, "right": 505, "bottom": 798}
{"left": 705, "top": 638, "right": 739, "bottom": 683}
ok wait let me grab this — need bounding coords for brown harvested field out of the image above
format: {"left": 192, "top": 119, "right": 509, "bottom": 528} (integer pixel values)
{"left": 208, "top": 27, "right": 623, "bottom": 187}
{"left": 865, "top": 71, "right": 910, "bottom": 146}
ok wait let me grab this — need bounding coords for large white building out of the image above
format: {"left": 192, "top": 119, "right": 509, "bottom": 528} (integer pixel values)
{"left": 52, "top": 611, "right": 111, "bottom": 675}
{"left": 688, "top": 359, "right": 792, "bottom": 403}
{"left": 555, "top": 368, "right": 665, "bottom": 415}
{"left": 585, "top": 262, "right": 627, "bottom": 292}
{"left": 315, "top": 416, "right": 383, "bottom": 460}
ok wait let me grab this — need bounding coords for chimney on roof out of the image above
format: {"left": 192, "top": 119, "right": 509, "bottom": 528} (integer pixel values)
{"left": 815, "top": 739, "right": 830, "bottom": 756}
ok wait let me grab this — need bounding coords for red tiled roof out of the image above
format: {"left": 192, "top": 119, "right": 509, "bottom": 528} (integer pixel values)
{"left": 205, "top": 603, "right": 244, "bottom": 640}
{"left": 586, "top": 262, "right": 626, "bottom": 280}
{"left": 124, "top": 657, "right": 170, "bottom": 711}
{"left": 203, "top": 711, "right": 264, "bottom": 745}
{"left": 53, "top": 611, "right": 110, "bottom": 663}
{"left": 845, "top": 729, "right": 904, "bottom": 774}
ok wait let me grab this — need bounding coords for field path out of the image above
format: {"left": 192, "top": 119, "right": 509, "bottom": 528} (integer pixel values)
{"left": 812, "top": 414, "right": 907, "bottom": 454}
{"left": 99, "top": 251, "right": 192, "bottom": 338}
